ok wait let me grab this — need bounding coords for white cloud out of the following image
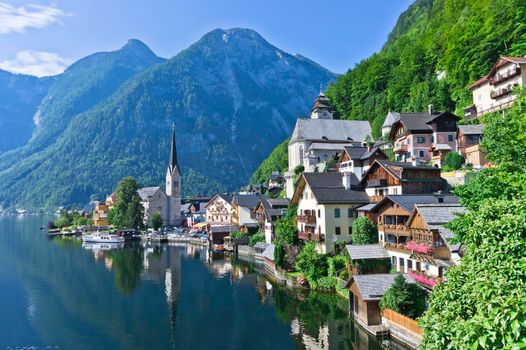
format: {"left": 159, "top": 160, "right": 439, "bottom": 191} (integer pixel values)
{"left": 0, "top": 2, "right": 66, "bottom": 34}
{"left": 0, "top": 50, "right": 72, "bottom": 76}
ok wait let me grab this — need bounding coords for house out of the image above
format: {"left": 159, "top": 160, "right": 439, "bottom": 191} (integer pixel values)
{"left": 205, "top": 194, "right": 234, "bottom": 225}
{"left": 255, "top": 198, "right": 289, "bottom": 243}
{"left": 456, "top": 124, "right": 487, "bottom": 168}
{"left": 291, "top": 172, "right": 369, "bottom": 254}
{"left": 465, "top": 56, "right": 526, "bottom": 118}
{"left": 348, "top": 274, "right": 416, "bottom": 334}
{"left": 345, "top": 244, "right": 391, "bottom": 275}
{"left": 232, "top": 194, "right": 266, "bottom": 232}
{"left": 372, "top": 194, "right": 459, "bottom": 245}
{"left": 284, "top": 93, "right": 373, "bottom": 198}
{"left": 381, "top": 111, "right": 400, "bottom": 138}
{"left": 360, "top": 160, "right": 447, "bottom": 202}
{"left": 389, "top": 108, "right": 460, "bottom": 165}
{"left": 268, "top": 171, "right": 284, "bottom": 190}
{"left": 136, "top": 127, "right": 182, "bottom": 227}
{"left": 388, "top": 203, "right": 466, "bottom": 288}
{"left": 181, "top": 201, "right": 206, "bottom": 227}
{"left": 336, "top": 144, "right": 388, "bottom": 180}
{"left": 208, "top": 225, "right": 239, "bottom": 246}
{"left": 92, "top": 201, "right": 110, "bottom": 227}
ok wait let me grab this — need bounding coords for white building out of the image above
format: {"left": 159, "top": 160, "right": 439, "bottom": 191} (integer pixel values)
{"left": 205, "top": 194, "right": 234, "bottom": 225}
{"left": 285, "top": 93, "right": 373, "bottom": 198}
{"left": 291, "top": 172, "right": 369, "bottom": 254}
{"left": 466, "top": 56, "right": 526, "bottom": 118}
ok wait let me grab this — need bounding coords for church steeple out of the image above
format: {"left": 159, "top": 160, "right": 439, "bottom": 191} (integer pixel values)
{"left": 169, "top": 125, "right": 178, "bottom": 172}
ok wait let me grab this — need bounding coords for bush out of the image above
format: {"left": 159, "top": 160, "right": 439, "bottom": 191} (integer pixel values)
{"left": 249, "top": 231, "right": 265, "bottom": 246}
{"left": 229, "top": 231, "right": 244, "bottom": 239}
{"left": 351, "top": 217, "right": 378, "bottom": 244}
{"left": 151, "top": 212, "right": 163, "bottom": 230}
{"left": 296, "top": 242, "right": 329, "bottom": 287}
{"left": 316, "top": 276, "right": 336, "bottom": 291}
{"left": 328, "top": 255, "right": 347, "bottom": 278}
{"left": 442, "top": 152, "right": 464, "bottom": 170}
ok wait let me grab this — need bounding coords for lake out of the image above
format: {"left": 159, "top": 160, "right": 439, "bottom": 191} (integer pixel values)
{"left": 0, "top": 215, "right": 397, "bottom": 350}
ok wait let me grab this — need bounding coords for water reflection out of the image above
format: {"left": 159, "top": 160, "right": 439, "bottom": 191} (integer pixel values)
{"left": 0, "top": 216, "right": 399, "bottom": 350}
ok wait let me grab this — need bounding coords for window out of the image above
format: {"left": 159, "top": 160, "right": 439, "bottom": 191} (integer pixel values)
{"left": 419, "top": 150, "right": 425, "bottom": 158}
{"left": 393, "top": 188, "right": 398, "bottom": 195}
{"left": 318, "top": 225, "right": 322, "bottom": 234}
{"left": 407, "top": 138, "right": 411, "bottom": 144}
{"left": 417, "top": 136, "right": 425, "bottom": 144}
{"left": 349, "top": 226, "right": 352, "bottom": 235}
{"left": 334, "top": 208, "right": 340, "bottom": 218}
{"left": 335, "top": 227, "right": 341, "bottom": 235}
{"left": 391, "top": 256, "right": 397, "bottom": 266}
{"left": 416, "top": 261, "right": 421, "bottom": 271}
{"left": 408, "top": 260, "right": 413, "bottom": 269}
{"left": 399, "top": 257, "right": 405, "bottom": 268}
{"left": 318, "top": 209, "right": 320, "bottom": 218}
{"left": 347, "top": 208, "right": 354, "bottom": 218}
{"left": 448, "top": 134, "right": 454, "bottom": 142}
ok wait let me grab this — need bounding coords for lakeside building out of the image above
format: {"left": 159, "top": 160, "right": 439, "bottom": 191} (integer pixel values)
{"left": 456, "top": 124, "right": 488, "bottom": 168}
{"left": 291, "top": 172, "right": 369, "bottom": 254}
{"left": 465, "top": 56, "right": 526, "bottom": 118}
{"left": 205, "top": 194, "right": 234, "bottom": 225}
{"left": 255, "top": 198, "right": 289, "bottom": 243}
{"left": 285, "top": 93, "right": 373, "bottom": 198}
{"left": 387, "top": 108, "right": 460, "bottom": 165}
{"left": 359, "top": 160, "right": 446, "bottom": 202}
{"left": 92, "top": 201, "right": 110, "bottom": 227}
{"left": 137, "top": 127, "right": 182, "bottom": 227}
{"left": 232, "top": 194, "right": 266, "bottom": 232}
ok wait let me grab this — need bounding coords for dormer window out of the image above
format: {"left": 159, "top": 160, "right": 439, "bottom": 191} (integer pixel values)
{"left": 322, "top": 136, "right": 328, "bottom": 141}
{"left": 347, "top": 137, "right": 353, "bottom": 141}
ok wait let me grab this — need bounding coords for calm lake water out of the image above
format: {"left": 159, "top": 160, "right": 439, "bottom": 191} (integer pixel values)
{"left": 0, "top": 215, "right": 395, "bottom": 350}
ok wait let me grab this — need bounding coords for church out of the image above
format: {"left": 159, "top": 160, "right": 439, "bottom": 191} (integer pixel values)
{"left": 138, "top": 127, "right": 182, "bottom": 227}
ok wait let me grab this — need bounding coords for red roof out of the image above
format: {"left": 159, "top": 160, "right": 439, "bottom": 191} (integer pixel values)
{"left": 467, "top": 75, "right": 489, "bottom": 90}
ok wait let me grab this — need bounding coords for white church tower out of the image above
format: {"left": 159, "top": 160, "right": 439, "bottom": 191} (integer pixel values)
{"left": 166, "top": 126, "right": 182, "bottom": 226}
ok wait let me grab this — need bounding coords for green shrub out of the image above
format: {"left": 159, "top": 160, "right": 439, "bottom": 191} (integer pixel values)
{"left": 379, "top": 273, "right": 426, "bottom": 319}
{"left": 229, "top": 231, "right": 244, "bottom": 239}
{"left": 249, "top": 231, "right": 265, "bottom": 246}
{"left": 443, "top": 152, "right": 464, "bottom": 170}
{"left": 351, "top": 217, "right": 378, "bottom": 244}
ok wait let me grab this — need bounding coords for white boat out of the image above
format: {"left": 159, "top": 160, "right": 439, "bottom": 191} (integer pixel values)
{"left": 82, "top": 242, "right": 124, "bottom": 251}
{"left": 82, "top": 231, "right": 125, "bottom": 243}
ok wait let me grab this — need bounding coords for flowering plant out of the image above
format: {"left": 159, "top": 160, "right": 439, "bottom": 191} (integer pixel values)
{"left": 406, "top": 240, "right": 434, "bottom": 254}
{"left": 408, "top": 270, "right": 438, "bottom": 287}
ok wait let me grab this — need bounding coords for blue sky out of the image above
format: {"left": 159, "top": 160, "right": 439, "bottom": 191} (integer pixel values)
{"left": 0, "top": 0, "right": 414, "bottom": 76}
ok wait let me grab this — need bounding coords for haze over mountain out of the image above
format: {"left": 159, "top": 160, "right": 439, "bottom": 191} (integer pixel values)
{"left": 0, "top": 28, "right": 336, "bottom": 209}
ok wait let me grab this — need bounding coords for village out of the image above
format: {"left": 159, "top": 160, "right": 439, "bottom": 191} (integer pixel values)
{"left": 48, "top": 55, "right": 524, "bottom": 349}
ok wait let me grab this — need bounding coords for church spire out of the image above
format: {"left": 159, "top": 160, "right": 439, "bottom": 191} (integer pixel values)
{"left": 169, "top": 124, "right": 178, "bottom": 170}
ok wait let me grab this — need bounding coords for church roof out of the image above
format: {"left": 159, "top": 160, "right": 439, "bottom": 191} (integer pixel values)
{"left": 138, "top": 186, "right": 162, "bottom": 201}
{"left": 290, "top": 119, "right": 372, "bottom": 144}
{"left": 169, "top": 125, "right": 179, "bottom": 172}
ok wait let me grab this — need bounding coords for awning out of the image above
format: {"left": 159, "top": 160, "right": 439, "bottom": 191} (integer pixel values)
{"left": 192, "top": 222, "right": 208, "bottom": 229}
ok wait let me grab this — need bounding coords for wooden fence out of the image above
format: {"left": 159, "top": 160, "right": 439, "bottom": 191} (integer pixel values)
{"left": 382, "top": 308, "right": 423, "bottom": 335}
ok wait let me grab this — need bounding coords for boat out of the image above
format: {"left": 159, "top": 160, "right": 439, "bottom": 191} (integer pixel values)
{"left": 82, "top": 231, "right": 125, "bottom": 243}
{"left": 82, "top": 242, "right": 125, "bottom": 251}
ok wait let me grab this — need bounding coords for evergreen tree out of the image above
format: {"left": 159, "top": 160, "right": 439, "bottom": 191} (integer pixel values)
{"left": 351, "top": 217, "right": 378, "bottom": 244}
{"left": 151, "top": 212, "right": 163, "bottom": 230}
{"left": 109, "top": 177, "right": 145, "bottom": 229}
{"left": 380, "top": 273, "right": 426, "bottom": 319}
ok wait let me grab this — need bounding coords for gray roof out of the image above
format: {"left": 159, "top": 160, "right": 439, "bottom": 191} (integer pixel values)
{"left": 303, "top": 172, "right": 369, "bottom": 204}
{"left": 254, "top": 242, "right": 270, "bottom": 250}
{"left": 378, "top": 194, "right": 460, "bottom": 212}
{"left": 458, "top": 124, "right": 485, "bottom": 135}
{"left": 138, "top": 186, "right": 162, "bottom": 201}
{"left": 360, "top": 160, "right": 442, "bottom": 185}
{"left": 209, "top": 225, "right": 240, "bottom": 233}
{"left": 346, "top": 244, "right": 390, "bottom": 260}
{"left": 432, "top": 143, "right": 452, "bottom": 151}
{"left": 262, "top": 244, "right": 275, "bottom": 261}
{"left": 415, "top": 204, "right": 466, "bottom": 225}
{"left": 382, "top": 111, "right": 400, "bottom": 128}
{"left": 290, "top": 119, "right": 372, "bottom": 144}
{"left": 390, "top": 111, "right": 460, "bottom": 135}
{"left": 233, "top": 194, "right": 266, "bottom": 209}
{"left": 267, "top": 198, "right": 289, "bottom": 208}
{"left": 308, "top": 142, "right": 351, "bottom": 151}
{"left": 356, "top": 203, "right": 377, "bottom": 212}
{"left": 353, "top": 274, "right": 416, "bottom": 301}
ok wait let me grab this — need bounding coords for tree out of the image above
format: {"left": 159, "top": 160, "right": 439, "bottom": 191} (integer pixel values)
{"left": 108, "top": 176, "right": 145, "bottom": 229}
{"left": 151, "top": 212, "right": 163, "bottom": 230}
{"left": 442, "top": 152, "right": 464, "bottom": 170}
{"left": 380, "top": 274, "right": 426, "bottom": 319}
{"left": 274, "top": 206, "right": 297, "bottom": 246}
{"left": 249, "top": 231, "right": 265, "bottom": 246}
{"left": 295, "top": 242, "right": 329, "bottom": 288}
{"left": 351, "top": 217, "right": 378, "bottom": 244}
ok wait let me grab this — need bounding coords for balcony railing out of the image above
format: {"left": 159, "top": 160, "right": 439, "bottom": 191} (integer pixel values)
{"left": 393, "top": 144, "right": 408, "bottom": 154}
{"left": 367, "top": 179, "right": 387, "bottom": 188}
{"left": 406, "top": 241, "right": 434, "bottom": 255}
{"left": 380, "top": 224, "right": 410, "bottom": 236}
{"left": 368, "top": 195, "right": 384, "bottom": 202}
{"left": 490, "top": 67, "right": 520, "bottom": 85}
{"left": 297, "top": 215, "right": 316, "bottom": 225}
{"left": 384, "top": 242, "right": 411, "bottom": 254}
{"left": 408, "top": 270, "right": 440, "bottom": 288}
{"left": 298, "top": 231, "right": 324, "bottom": 242}
{"left": 466, "top": 99, "right": 515, "bottom": 119}
{"left": 490, "top": 85, "right": 514, "bottom": 99}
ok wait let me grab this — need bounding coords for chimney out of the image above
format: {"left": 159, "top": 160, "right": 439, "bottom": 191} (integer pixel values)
{"left": 342, "top": 171, "right": 352, "bottom": 190}
{"left": 434, "top": 191, "right": 444, "bottom": 203}
{"left": 428, "top": 104, "right": 434, "bottom": 114}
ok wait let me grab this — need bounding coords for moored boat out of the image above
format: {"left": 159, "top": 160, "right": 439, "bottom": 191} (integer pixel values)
{"left": 82, "top": 231, "right": 125, "bottom": 243}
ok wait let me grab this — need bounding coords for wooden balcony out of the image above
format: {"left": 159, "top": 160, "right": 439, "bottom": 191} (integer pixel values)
{"left": 384, "top": 242, "right": 410, "bottom": 254}
{"left": 380, "top": 224, "right": 410, "bottom": 236}
{"left": 367, "top": 179, "right": 387, "bottom": 187}
{"left": 368, "top": 195, "right": 384, "bottom": 202}
{"left": 490, "top": 67, "right": 520, "bottom": 85}
{"left": 298, "top": 231, "right": 324, "bottom": 242}
{"left": 393, "top": 144, "right": 408, "bottom": 154}
{"left": 490, "top": 85, "right": 514, "bottom": 98}
{"left": 297, "top": 214, "right": 316, "bottom": 225}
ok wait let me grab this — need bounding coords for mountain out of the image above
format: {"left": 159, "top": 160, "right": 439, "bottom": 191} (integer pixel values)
{"left": 0, "top": 39, "right": 165, "bottom": 171}
{"left": 0, "top": 70, "right": 53, "bottom": 153}
{"left": 0, "top": 28, "right": 336, "bottom": 209}
{"left": 325, "top": 0, "right": 526, "bottom": 138}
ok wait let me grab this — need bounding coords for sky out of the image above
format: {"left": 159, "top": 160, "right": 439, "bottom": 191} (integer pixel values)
{"left": 0, "top": 0, "right": 414, "bottom": 77}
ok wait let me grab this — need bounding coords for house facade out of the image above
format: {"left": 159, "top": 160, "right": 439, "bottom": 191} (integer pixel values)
{"left": 389, "top": 110, "right": 459, "bottom": 165}
{"left": 138, "top": 186, "right": 169, "bottom": 226}
{"left": 92, "top": 201, "right": 110, "bottom": 227}
{"left": 205, "top": 194, "right": 234, "bottom": 225}
{"left": 255, "top": 198, "right": 289, "bottom": 243}
{"left": 232, "top": 194, "right": 264, "bottom": 231}
{"left": 285, "top": 93, "right": 373, "bottom": 198}
{"left": 456, "top": 124, "right": 487, "bottom": 168}
{"left": 360, "top": 160, "right": 446, "bottom": 202}
{"left": 291, "top": 172, "right": 369, "bottom": 254}
{"left": 336, "top": 144, "right": 387, "bottom": 180}
{"left": 465, "top": 56, "right": 526, "bottom": 118}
